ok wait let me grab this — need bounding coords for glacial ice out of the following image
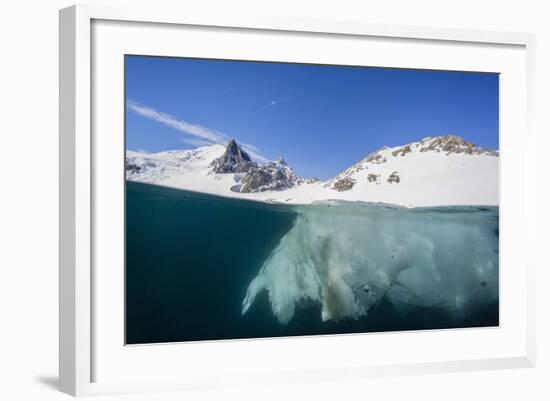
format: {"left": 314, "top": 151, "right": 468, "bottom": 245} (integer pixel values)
{"left": 241, "top": 202, "right": 499, "bottom": 325}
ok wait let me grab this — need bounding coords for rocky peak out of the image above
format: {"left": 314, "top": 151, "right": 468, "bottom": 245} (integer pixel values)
{"left": 416, "top": 135, "right": 498, "bottom": 156}
{"left": 226, "top": 139, "right": 247, "bottom": 157}
{"left": 382, "top": 135, "right": 498, "bottom": 157}
{"left": 210, "top": 139, "right": 256, "bottom": 173}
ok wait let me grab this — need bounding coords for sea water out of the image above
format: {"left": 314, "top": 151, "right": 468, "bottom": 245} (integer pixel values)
{"left": 126, "top": 181, "right": 499, "bottom": 344}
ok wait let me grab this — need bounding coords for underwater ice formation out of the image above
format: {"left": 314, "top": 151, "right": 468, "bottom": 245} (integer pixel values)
{"left": 241, "top": 202, "right": 499, "bottom": 324}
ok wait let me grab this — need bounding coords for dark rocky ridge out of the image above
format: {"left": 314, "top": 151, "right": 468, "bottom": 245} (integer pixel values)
{"left": 416, "top": 135, "right": 498, "bottom": 156}
{"left": 241, "top": 158, "right": 303, "bottom": 193}
{"left": 210, "top": 140, "right": 304, "bottom": 193}
{"left": 210, "top": 139, "right": 255, "bottom": 173}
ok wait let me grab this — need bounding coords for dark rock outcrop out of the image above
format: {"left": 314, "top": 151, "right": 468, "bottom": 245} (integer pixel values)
{"left": 365, "top": 153, "right": 387, "bottom": 164}
{"left": 241, "top": 168, "right": 273, "bottom": 192}
{"left": 367, "top": 173, "right": 379, "bottom": 183}
{"left": 333, "top": 177, "right": 356, "bottom": 192}
{"left": 392, "top": 145, "right": 412, "bottom": 157}
{"left": 210, "top": 139, "right": 255, "bottom": 173}
{"left": 240, "top": 158, "right": 303, "bottom": 193}
{"left": 387, "top": 172, "right": 400, "bottom": 183}
{"left": 125, "top": 158, "right": 142, "bottom": 174}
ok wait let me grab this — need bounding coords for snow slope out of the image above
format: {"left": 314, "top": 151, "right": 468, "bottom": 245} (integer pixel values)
{"left": 126, "top": 135, "right": 499, "bottom": 207}
{"left": 126, "top": 144, "right": 238, "bottom": 197}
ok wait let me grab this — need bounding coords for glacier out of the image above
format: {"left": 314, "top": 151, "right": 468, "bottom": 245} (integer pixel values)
{"left": 241, "top": 202, "right": 499, "bottom": 325}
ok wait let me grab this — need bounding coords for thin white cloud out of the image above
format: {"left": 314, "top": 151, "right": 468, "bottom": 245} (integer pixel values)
{"left": 241, "top": 142, "right": 260, "bottom": 152}
{"left": 241, "top": 145, "right": 269, "bottom": 163}
{"left": 181, "top": 138, "right": 217, "bottom": 148}
{"left": 127, "top": 99, "right": 269, "bottom": 163}
{"left": 127, "top": 99, "right": 227, "bottom": 144}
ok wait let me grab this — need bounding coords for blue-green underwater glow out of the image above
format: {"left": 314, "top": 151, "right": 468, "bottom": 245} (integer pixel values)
{"left": 126, "top": 182, "right": 498, "bottom": 344}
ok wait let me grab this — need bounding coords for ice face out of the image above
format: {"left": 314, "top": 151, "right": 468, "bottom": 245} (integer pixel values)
{"left": 241, "top": 202, "right": 499, "bottom": 325}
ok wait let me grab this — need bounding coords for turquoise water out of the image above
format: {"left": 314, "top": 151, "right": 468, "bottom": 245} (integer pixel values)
{"left": 126, "top": 181, "right": 499, "bottom": 344}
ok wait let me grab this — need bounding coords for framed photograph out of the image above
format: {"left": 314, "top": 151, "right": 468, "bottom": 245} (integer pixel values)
{"left": 59, "top": 4, "right": 536, "bottom": 396}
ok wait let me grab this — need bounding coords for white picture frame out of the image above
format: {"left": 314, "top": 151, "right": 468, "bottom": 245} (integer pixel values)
{"left": 59, "top": 3, "right": 536, "bottom": 397}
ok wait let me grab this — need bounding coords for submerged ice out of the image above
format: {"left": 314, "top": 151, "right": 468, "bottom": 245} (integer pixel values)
{"left": 241, "top": 202, "right": 498, "bottom": 324}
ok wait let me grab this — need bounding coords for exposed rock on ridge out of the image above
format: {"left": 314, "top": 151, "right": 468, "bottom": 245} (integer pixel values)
{"left": 240, "top": 157, "right": 303, "bottom": 193}
{"left": 210, "top": 139, "right": 255, "bottom": 173}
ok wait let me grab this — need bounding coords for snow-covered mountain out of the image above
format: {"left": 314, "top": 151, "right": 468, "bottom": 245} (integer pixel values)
{"left": 126, "top": 139, "right": 305, "bottom": 197}
{"left": 126, "top": 135, "right": 499, "bottom": 207}
{"left": 239, "top": 157, "right": 304, "bottom": 193}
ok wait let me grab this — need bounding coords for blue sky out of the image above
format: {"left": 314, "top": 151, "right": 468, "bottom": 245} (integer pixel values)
{"left": 126, "top": 56, "right": 499, "bottom": 179}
